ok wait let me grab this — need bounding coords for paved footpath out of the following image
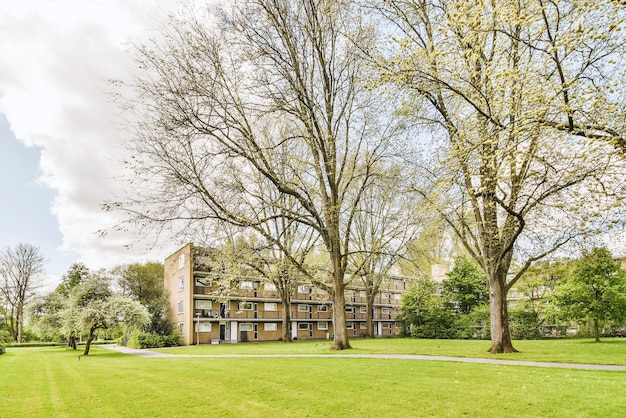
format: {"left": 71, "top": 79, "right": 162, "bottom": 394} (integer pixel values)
{"left": 102, "top": 345, "right": 626, "bottom": 371}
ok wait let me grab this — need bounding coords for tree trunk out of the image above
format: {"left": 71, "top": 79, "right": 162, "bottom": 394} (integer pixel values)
{"left": 280, "top": 293, "right": 292, "bottom": 342}
{"left": 68, "top": 331, "right": 77, "bottom": 349}
{"left": 16, "top": 302, "right": 24, "bottom": 343}
{"left": 332, "top": 283, "right": 351, "bottom": 350}
{"left": 488, "top": 276, "right": 517, "bottom": 354}
{"left": 8, "top": 307, "right": 17, "bottom": 342}
{"left": 365, "top": 294, "right": 375, "bottom": 338}
{"left": 594, "top": 319, "right": 600, "bottom": 342}
{"left": 83, "top": 327, "right": 96, "bottom": 356}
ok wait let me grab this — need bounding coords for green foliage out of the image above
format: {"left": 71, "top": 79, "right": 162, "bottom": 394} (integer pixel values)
{"left": 55, "top": 263, "right": 90, "bottom": 296}
{"left": 126, "top": 330, "right": 181, "bottom": 348}
{"left": 113, "top": 262, "right": 172, "bottom": 335}
{"left": 398, "top": 279, "right": 458, "bottom": 338}
{"left": 455, "top": 304, "right": 491, "bottom": 340}
{"left": 509, "top": 308, "right": 542, "bottom": 340}
{"left": 29, "top": 291, "right": 67, "bottom": 342}
{"left": 442, "top": 256, "right": 488, "bottom": 314}
{"left": 554, "top": 247, "right": 626, "bottom": 341}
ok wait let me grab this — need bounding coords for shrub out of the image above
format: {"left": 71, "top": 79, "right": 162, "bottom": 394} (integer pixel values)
{"left": 0, "top": 346, "right": 5, "bottom": 355}
{"left": 455, "top": 305, "right": 491, "bottom": 340}
{"left": 509, "top": 308, "right": 542, "bottom": 340}
{"left": 127, "top": 331, "right": 181, "bottom": 348}
{"left": 410, "top": 308, "right": 458, "bottom": 339}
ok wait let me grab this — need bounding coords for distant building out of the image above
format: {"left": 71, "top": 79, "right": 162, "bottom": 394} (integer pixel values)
{"left": 165, "top": 243, "right": 407, "bottom": 345}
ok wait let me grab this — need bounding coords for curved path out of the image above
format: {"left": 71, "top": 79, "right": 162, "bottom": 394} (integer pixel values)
{"left": 102, "top": 345, "right": 626, "bottom": 371}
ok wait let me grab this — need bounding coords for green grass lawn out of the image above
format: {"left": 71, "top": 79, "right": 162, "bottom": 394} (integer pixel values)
{"left": 1, "top": 340, "right": 626, "bottom": 417}
{"left": 155, "top": 337, "right": 626, "bottom": 365}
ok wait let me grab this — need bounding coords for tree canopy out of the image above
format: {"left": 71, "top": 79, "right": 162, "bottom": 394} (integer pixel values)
{"left": 554, "top": 247, "right": 626, "bottom": 341}
{"left": 374, "top": 0, "right": 626, "bottom": 353}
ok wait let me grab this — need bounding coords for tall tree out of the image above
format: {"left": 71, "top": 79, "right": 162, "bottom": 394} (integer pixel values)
{"left": 114, "top": 0, "right": 400, "bottom": 349}
{"left": 56, "top": 263, "right": 90, "bottom": 297}
{"left": 0, "top": 243, "right": 45, "bottom": 343}
{"left": 554, "top": 247, "right": 626, "bottom": 342}
{"left": 348, "top": 170, "right": 418, "bottom": 337}
{"left": 113, "top": 262, "right": 171, "bottom": 335}
{"left": 375, "top": 0, "right": 626, "bottom": 353}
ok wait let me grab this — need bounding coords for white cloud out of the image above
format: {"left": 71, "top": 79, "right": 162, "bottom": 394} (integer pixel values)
{"left": 0, "top": 0, "right": 180, "bottom": 273}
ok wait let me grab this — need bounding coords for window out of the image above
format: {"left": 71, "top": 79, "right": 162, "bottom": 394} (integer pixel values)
{"left": 298, "top": 304, "right": 309, "bottom": 312}
{"left": 195, "top": 277, "right": 211, "bottom": 287}
{"left": 394, "top": 293, "right": 402, "bottom": 300}
{"left": 359, "top": 322, "right": 367, "bottom": 329}
{"left": 298, "top": 322, "right": 310, "bottom": 330}
{"left": 177, "top": 322, "right": 184, "bottom": 335}
{"left": 381, "top": 292, "right": 390, "bottom": 300}
{"left": 317, "top": 305, "right": 328, "bottom": 313}
{"left": 178, "top": 254, "right": 185, "bottom": 269}
{"left": 264, "top": 323, "right": 277, "bottom": 331}
{"left": 177, "top": 277, "right": 184, "bottom": 291}
{"left": 360, "top": 290, "right": 367, "bottom": 298}
{"left": 196, "top": 322, "right": 212, "bottom": 332}
{"left": 381, "top": 307, "right": 391, "bottom": 314}
{"left": 264, "top": 302, "right": 277, "bottom": 311}
{"left": 395, "top": 322, "right": 402, "bottom": 328}
{"left": 382, "top": 323, "right": 392, "bottom": 329}
{"left": 239, "top": 281, "right": 253, "bottom": 290}
{"left": 345, "top": 306, "right": 355, "bottom": 314}
{"left": 239, "top": 302, "right": 253, "bottom": 310}
{"left": 318, "top": 322, "right": 328, "bottom": 330}
{"left": 264, "top": 282, "right": 277, "bottom": 291}
{"left": 297, "top": 285, "right": 310, "bottom": 294}
{"left": 346, "top": 322, "right": 354, "bottom": 330}
{"left": 240, "top": 323, "right": 254, "bottom": 332}
{"left": 360, "top": 307, "right": 367, "bottom": 314}
{"left": 177, "top": 300, "right": 184, "bottom": 314}
{"left": 196, "top": 300, "right": 212, "bottom": 310}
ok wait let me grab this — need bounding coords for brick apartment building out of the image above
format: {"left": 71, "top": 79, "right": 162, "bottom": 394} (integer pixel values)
{"left": 165, "top": 243, "right": 407, "bottom": 345}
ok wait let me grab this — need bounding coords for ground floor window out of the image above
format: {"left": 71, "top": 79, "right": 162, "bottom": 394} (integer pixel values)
{"left": 298, "top": 322, "right": 310, "bottom": 330}
{"left": 359, "top": 322, "right": 367, "bottom": 329}
{"left": 318, "top": 321, "right": 328, "bottom": 330}
{"left": 264, "top": 323, "right": 277, "bottom": 331}
{"left": 196, "top": 322, "right": 212, "bottom": 332}
{"left": 240, "top": 323, "right": 254, "bottom": 332}
{"left": 177, "top": 322, "right": 184, "bottom": 335}
{"left": 346, "top": 322, "right": 354, "bottom": 330}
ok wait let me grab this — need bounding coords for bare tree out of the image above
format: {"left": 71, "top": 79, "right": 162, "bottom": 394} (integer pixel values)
{"left": 114, "top": 0, "right": 401, "bottom": 349}
{"left": 375, "top": 0, "right": 626, "bottom": 352}
{"left": 0, "top": 243, "right": 45, "bottom": 343}
{"left": 348, "top": 168, "right": 418, "bottom": 337}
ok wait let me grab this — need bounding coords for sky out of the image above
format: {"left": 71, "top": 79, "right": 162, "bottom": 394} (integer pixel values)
{"left": 0, "top": 0, "right": 181, "bottom": 290}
